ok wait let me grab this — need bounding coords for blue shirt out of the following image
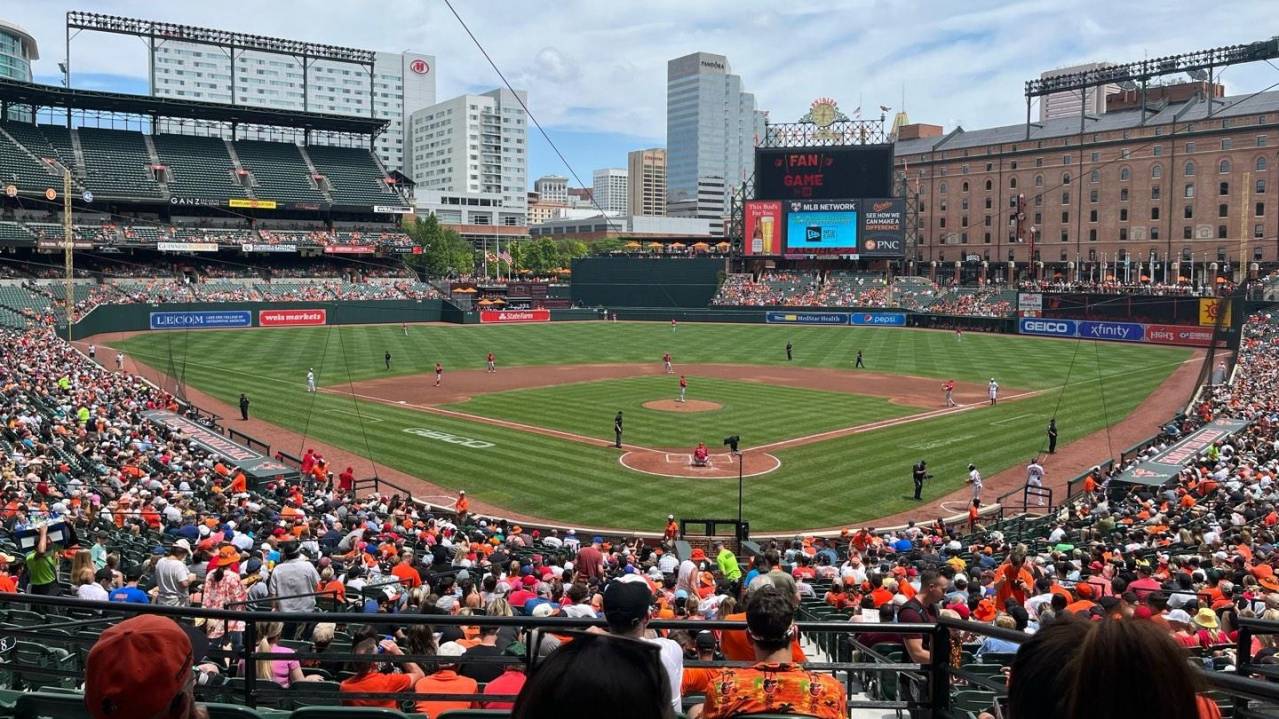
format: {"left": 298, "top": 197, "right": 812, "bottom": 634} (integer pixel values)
{"left": 109, "top": 586, "right": 150, "bottom": 604}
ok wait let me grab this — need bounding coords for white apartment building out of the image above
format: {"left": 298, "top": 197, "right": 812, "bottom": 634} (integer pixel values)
{"left": 1039, "top": 62, "right": 1117, "bottom": 122}
{"left": 407, "top": 88, "right": 529, "bottom": 226}
{"left": 151, "top": 37, "right": 434, "bottom": 174}
{"left": 592, "top": 168, "right": 629, "bottom": 214}
{"left": 666, "top": 52, "right": 765, "bottom": 233}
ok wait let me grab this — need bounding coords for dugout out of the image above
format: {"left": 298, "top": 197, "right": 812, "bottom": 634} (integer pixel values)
{"left": 570, "top": 256, "right": 727, "bottom": 308}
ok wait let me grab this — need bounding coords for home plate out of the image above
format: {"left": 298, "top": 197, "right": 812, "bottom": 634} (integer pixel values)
{"left": 398, "top": 400, "right": 407, "bottom": 404}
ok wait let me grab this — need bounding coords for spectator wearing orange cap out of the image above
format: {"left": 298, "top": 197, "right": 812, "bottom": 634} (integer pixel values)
{"left": 84, "top": 614, "right": 202, "bottom": 719}
{"left": 1065, "top": 582, "right": 1098, "bottom": 615}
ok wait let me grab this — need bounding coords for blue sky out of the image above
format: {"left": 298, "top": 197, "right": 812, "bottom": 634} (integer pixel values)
{"left": 12, "top": 1, "right": 1279, "bottom": 188}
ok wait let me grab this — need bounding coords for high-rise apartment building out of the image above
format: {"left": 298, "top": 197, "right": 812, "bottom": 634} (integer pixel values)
{"left": 1039, "top": 62, "right": 1118, "bottom": 122}
{"left": 149, "top": 27, "right": 434, "bottom": 174}
{"left": 627, "top": 148, "right": 667, "bottom": 216}
{"left": 666, "top": 52, "right": 765, "bottom": 235}
{"left": 0, "top": 19, "right": 37, "bottom": 82}
{"left": 406, "top": 88, "right": 529, "bottom": 226}
{"left": 592, "top": 168, "right": 628, "bottom": 214}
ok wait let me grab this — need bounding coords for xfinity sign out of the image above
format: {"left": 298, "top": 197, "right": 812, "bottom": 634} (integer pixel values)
{"left": 1078, "top": 321, "right": 1145, "bottom": 342}
{"left": 1019, "top": 318, "right": 1077, "bottom": 337}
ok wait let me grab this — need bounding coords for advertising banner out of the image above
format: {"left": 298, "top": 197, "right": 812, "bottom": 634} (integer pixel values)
{"left": 149, "top": 310, "right": 251, "bottom": 330}
{"left": 241, "top": 243, "right": 297, "bottom": 253}
{"left": 36, "top": 241, "right": 93, "bottom": 250}
{"left": 743, "top": 200, "right": 783, "bottom": 256}
{"left": 157, "top": 242, "right": 218, "bottom": 252}
{"left": 479, "top": 308, "right": 550, "bottom": 323}
{"left": 1077, "top": 320, "right": 1145, "bottom": 342}
{"left": 169, "top": 197, "right": 223, "bottom": 207}
{"left": 1198, "top": 298, "right": 1232, "bottom": 327}
{"left": 323, "top": 245, "right": 376, "bottom": 254}
{"left": 228, "top": 198, "right": 278, "bottom": 210}
{"left": 1144, "top": 324, "right": 1215, "bottom": 347}
{"left": 858, "top": 198, "right": 906, "bottom": 257}
{"left": 764, "top": 311, "right": 849, "bottom": 325}
{"left": 259, "top": 309, "right": 327, "bottom": 327}
{"left": 784, "top": 199, "right": 859, "bottom": 258}
{"left": 1018, "top": 317, "right": 1078, "bottom": 337}
{"left": 373, "top": 205, "right": 414, "bottom": 214}
{"left": 1018, "top": 292, "right": 1044, "bottom": 312}
{"left": 849, "top": 312, "right": 906, "bottom": 326}
{"left": 1115, "top": 418, "right": 1248, "bottom": 487}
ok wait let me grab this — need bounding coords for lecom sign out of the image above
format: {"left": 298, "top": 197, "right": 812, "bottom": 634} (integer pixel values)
{"left": 259, "top": 309, "right": 327, "bottom": 327}
{"left": 479, "top": 309, "right": 550, "bottom": 324}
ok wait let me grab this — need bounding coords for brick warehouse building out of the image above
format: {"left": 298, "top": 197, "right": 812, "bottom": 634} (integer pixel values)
{"left": 894, "top": 84, "right": 1279, "bottom": 282}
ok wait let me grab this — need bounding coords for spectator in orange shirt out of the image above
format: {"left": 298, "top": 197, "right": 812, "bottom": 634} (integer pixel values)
{"left": 340, "top": 637, "right": 424, "bottom": 708}
{"left": 680, "top": 630, "right": 719, "bottom": 697}
{"left": 414, "top": 642, "right": 478, "bottom": 717}
{"left": 993, "top": 551, "right": 1035, "bottom": 607}
{"left": 391, "top": 551, "right": 421, "bottom": 590}
{"left": 0, "top": 553, "right": 16, "bottom": 593}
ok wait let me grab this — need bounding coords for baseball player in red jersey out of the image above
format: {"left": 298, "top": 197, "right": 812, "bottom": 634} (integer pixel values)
{"left": 663, "top": 352, "right": 673, "bottom": 374}
{"left": 486, "top": 352, "right": 496, "bottom": 373}
{"left": 943, "top": 379, "right": 957, "bottom": 407}
{"left": 434, "top": 362, "right": 443, "bottom": 387}
{"left": 678, "top": 375, "right": 688, "bottom": 403}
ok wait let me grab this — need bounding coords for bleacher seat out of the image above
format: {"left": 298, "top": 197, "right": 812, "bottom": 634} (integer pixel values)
{"left": 153, "top": 134, "right": 247, "bottom": 201}
{"left": 233, "top": 141, "right": 326, "bottom": 204}
{"left": 0, "top": 123, "right": 64, "bottom": 190}
{"left": 305, "top": 145, "right": 403, "bottom": 208}
{"left": 75, "top": 128, "right": 162, "bottom": 199}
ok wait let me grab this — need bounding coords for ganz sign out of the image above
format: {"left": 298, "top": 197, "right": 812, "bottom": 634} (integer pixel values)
{"left": 1018, "top": 318, "right": 1077, "bottom": 337}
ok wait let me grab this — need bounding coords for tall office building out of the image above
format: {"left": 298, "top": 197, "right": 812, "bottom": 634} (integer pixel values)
{"left": 627, "top": 148, "right": 667, "bottom": 216}
{"left": 666, "top": 52, "right": 765, "bottom": 234}
{"left": 534, "top": 175, "right": 569, "bottom": 203}
{"left": 1039, "top": 62, "right": 1117, "bottom": 121}
{"left": 149, "top": 25, "right": 434, "bottom": 174}
{"left": 407, "top": 88, "right": 529, "bottom": 226}
{"left": 0, "top": 18, "right": 37, "bottom": 121}
{"left": 592, "top": 168, "right": 628, "bottom": 214}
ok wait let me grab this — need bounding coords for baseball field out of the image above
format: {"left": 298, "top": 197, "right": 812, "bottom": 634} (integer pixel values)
{"left": 109, "top": 321, "right": 1195, "bottom": 532}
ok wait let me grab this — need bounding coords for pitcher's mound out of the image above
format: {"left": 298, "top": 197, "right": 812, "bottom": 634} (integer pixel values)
{"left": 643, "top": 399, "right": 722, "bottom": 413}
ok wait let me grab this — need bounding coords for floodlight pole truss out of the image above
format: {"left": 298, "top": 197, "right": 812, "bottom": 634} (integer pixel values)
{"left": 1023, "top": 38, "right": 1279, "bottom": 137}
{"left": 65, "top": 10, "right": 380, "bottom": 134}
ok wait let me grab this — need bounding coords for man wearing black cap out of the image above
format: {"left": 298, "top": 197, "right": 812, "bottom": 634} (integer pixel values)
{"left": 239, "top": 393, "right": 250, "bottom": 421}
{"left": 912, "top": 460, "right": 930, "bottom": 501}
{"left": 603, "top": 577, "right": 684, "bottom": 714}
{"left": 614, "top": 411, "right": 624, "bottom": 448}
{"left": 269, "top": 541, "right": 321, "bottom": 639}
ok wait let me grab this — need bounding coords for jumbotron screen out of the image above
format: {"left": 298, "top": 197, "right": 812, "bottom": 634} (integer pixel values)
{"left": 755, "top": 145, "right": 894, "bottom": 201}
{"left": 783, "top": 200, "right": 858, "bottom": 258}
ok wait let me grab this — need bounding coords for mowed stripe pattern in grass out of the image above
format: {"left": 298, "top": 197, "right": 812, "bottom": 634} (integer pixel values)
{"left": 120, "top": 321, "right": 1190, "bottom": 389}
{"left": 444, "top": 375, "right": 917, "bottom": 448}
{"left": 118, "top": 324, "right": 1193, "bottom": 530}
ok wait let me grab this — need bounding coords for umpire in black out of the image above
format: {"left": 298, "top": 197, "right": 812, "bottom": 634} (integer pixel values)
{"left": 1047, "top": 418, "right": 1058, "bottom": 454}
{"left": 239, "top": 393, "right": 250, "bottom": 421}
{"left": 912, "top": 460, "right": 931, "bottom": 500}
{"left": 614, "top": 411, "right": 624, "bottom": 448}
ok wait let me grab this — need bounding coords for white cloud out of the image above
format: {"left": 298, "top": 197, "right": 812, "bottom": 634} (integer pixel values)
{"left": 13, "top": 0, "right": 1279, "bottom": 142}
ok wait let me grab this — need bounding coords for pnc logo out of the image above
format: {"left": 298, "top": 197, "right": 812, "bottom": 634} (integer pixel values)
{"left": 865, "top": 239, "right": 877, "bottom": 250}
{"left": 409, "top": 59, "right": 430, "bottom": 75}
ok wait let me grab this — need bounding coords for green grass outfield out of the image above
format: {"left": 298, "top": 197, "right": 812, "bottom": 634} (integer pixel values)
{"left": 444, "top": 375, "right": 917, "bottom": 448}
{"left": 119, "top": 322, "right": 1192, "bottom": 531}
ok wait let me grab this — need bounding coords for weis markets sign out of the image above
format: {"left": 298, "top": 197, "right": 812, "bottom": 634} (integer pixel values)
{"left": 402, "top": 427, "right": 493, "bottom": 449}
{"left": 259, "top": 309, "right": 327, "bottom": 327}
{"left": 479, "top": 309, "right": 550, "bottom": 324}
{"left": 149, "top": 311, "right": 251, "bottom": 330}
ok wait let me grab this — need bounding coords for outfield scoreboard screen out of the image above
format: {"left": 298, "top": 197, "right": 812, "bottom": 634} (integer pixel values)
{"left": 784, "top": 200, "right": 858, "bottom": 258}
{"left": 755, "top": 145, "right": 894, "bottom": 201}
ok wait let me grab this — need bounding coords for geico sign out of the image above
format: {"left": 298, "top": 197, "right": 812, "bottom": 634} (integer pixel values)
{"left": 1022, "top": 320, "right": 1074, "bottom": 335}
{"left": 402, "top": 427, "right": 494, "bottom": 449}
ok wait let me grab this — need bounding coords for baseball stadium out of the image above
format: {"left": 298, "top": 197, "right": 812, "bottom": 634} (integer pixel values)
{"left": 0, "top": 8, "right": 1277, "bottom": 719}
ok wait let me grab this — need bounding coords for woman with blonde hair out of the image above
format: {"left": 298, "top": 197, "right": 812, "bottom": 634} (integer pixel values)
{"left": 240, "top": 621, "right": 322, "bottom": 687}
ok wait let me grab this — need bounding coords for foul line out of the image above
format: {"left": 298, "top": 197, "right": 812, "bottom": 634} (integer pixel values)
{"left": 325, "top": 408, "right": 384, "bottom": 422}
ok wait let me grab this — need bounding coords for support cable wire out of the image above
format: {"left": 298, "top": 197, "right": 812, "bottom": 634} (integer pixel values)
{"left": 297, "top": 325, "right": 335, "bottom": 457}
{"left": 1093, "top": 337, "right": 1116, "bottom": 463}
{"left": 334, "top": 309, "right": 381, "bottom": 480}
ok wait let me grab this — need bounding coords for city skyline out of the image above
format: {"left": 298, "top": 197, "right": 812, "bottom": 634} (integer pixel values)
{"left": 10, "top": 2, "right": 1279, "bottom": 188}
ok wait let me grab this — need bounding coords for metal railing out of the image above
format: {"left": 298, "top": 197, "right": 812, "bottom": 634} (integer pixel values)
{"left": 227, "top": 427, "right": 271, "bottom": 456}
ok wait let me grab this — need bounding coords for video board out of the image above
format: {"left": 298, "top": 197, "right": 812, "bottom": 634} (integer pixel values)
{"left": 755, "top": 145, "right": 894, "bottom": 201}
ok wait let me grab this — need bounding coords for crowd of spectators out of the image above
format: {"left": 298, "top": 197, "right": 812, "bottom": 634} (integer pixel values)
{"left": 927, "top": 290, "right": 1015, "bottom": 318}
{"left": 4, "top": 308, "right": 1279, "bottom": 715}
{"left": 1018, "top": 279, "right": 1219, "bottom": 296}
{"left": 711, "top": 272, "right": 952, "bottom": 313}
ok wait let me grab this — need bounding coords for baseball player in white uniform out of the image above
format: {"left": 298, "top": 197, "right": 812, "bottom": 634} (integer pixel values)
{"left": 987, "top": 378, "right": 999, "bottom": 406}
{"left": 1026, "top": 458, "right": 1046, "bottom": 506}
{"left": 115, "top": 352, "right": 125, "bottom": 371}
{"left": 967, "top": 463, "right": 983, "bottom": 501}
{"left": 306, "top": 368, "right": 317, "bottom": 393}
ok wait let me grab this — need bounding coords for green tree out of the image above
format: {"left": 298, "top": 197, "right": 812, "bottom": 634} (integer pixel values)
{"left": 404, "top": 215, "right": 476, "bottom": 277}
{"left": 591, "top": 237, "right": 627, "bottom": 255}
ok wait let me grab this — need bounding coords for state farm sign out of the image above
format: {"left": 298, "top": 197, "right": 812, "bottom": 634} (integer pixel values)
{"left": 479, "top": 309, "right": 550, "bottom": 324}
{"left": 259, "top": 309, "right": 327, "bottom": 327}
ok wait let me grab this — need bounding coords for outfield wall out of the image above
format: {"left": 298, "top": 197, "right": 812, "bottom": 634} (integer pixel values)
{"left": 570, "top": 256, "right": 726, "bottom": 308}
{"left": 71, "top": 300, "right": 445, "bottom": 339}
